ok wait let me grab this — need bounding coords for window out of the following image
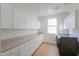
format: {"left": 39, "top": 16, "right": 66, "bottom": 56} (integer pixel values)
{"left": 48, "top": 18, "right": 57, "bottom": 34}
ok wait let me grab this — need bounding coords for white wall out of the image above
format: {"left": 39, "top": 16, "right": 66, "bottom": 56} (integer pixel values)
{"left": 39, "top": 12, "right": 68, "bottom": 44}
{"left": 0, "top": 29, "right": 38, "bottom": 40}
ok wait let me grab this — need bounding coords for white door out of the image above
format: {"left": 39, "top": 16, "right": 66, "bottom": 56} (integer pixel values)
{"left": 0, "top": 4, "right": 12, "bottom": 29}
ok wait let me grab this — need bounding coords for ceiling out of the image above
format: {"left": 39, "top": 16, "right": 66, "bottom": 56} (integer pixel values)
{"left": 10, "top": 3, "right": 79, "bottom": 17}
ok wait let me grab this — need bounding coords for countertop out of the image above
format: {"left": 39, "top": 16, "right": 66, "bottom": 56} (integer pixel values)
{"left": 1, "top": 34, "right": 42, "bottom": 53}
{"left": 56, "top": 34, "right": 78, "bottom": 39}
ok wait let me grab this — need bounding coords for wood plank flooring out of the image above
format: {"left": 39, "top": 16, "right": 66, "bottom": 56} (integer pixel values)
{"left": 33, "top": 43, "right": 59, "bottom": 56}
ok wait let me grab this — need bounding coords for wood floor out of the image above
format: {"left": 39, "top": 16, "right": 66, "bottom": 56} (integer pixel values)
{"left": 33, "top": 43, "right": 59, "bottom": 56}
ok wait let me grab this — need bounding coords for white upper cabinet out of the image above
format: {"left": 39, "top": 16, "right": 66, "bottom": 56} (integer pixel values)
{"left": 0, "top": 4, "right": 40, "bottom": 29}
{"left": 31, "top": 19, "right": 36, "bottom": 29}
{"left": 64, "top": 11, "right": 75, "bottom": 29}
{"left": 64, "top": 15, "right": 70, "bottom": 29}
{"left": 0, "top": 4, "right": 25, "bottom": 29}
{"left": 37, "top": 20, "right": 40, "bottom": 29}
{"left": 31, "top": 16, "right": 40, "bottom": 29}
{"left": 0, "top": 4, "right": 12, "bottom": 29}
{"left": 24, "top": 14, "right": 32, "bottom": 29}
{"left": 25, "top": 13, "right": 40, "bottom": 29}
{"left": 69, "top": 12, "right": 75, "bottom": 29}
{"left": 64, "top": 9, "right": 79, "bottom": 30}
{"left": 13, "top": 8, "right": 25, "bottom": 29}
{"left": 34, "top": 20, "right": 40, "bottom": 29}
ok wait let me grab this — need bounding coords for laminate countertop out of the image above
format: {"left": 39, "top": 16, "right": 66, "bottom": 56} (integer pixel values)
{"left": 56, "top": 34, "right": 77, "bottom": 39}
{"left": 1, "top": 34, "right": 42, "bottom": 53}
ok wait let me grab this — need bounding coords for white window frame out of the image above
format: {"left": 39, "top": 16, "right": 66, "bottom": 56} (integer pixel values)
{"left": 48, "top": 18, "right": 57, "bottom": 34}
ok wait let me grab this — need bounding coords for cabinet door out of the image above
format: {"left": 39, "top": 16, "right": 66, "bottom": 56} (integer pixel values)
{"left": 64, "top": 16, "right": 70, "bottom": 29}
{"left": 31, "top": 18, "right": 40, "bottom": 29}
{"left": 13, "top": 8, "right": 25, "bottom": 29}
{"left": 31, "top": 19, "right": 36, "bottom": 29}
{"left": 36, "top": 20, "right": 40, "bottom": 29}
{"left": 0, "top": 4, "right": 12, "bottom": 29}
{"left": 19, "top": 41, "right": 32, "bottom": 56}
{"left": 69, "top": 12, "right": 75, "bottom": 29}
{"left": 19, "top": 40, "right": 36, "bottom": 56}
{"left": 25, "top": 14, "right": 32, "bottom": 29}
{"left": 19, "top": 35, "right": 43, "bottom": 56}
{"left": 1, "top": 47, "right": 19, "bottom": 56}
{"left": 31, "top": 16, "right": 37, "bottom": 29}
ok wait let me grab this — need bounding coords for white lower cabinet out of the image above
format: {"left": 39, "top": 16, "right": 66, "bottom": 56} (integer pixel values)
{"left": 1, "top": 47, "right": 19, "bottom": 56}
{"left": 18, "top": 41, "right": 32, "bottom": 56}
{"left": 19, "top": 35, "right": 43, "bottom": 56}
{"left": 0, "top": 35, "right": 43, "bottom": 56}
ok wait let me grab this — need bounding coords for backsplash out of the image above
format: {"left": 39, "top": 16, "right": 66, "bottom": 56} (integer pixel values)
{"left": 62, "top": 29, "right": 69, "bottom": 35}
{"left": 69, "top": 29, "right": 79, "bottom": 41}
{"left": 0, "top": 29, "right": 38, "bottom": 40}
